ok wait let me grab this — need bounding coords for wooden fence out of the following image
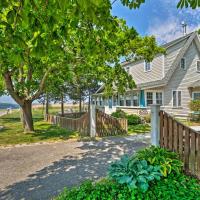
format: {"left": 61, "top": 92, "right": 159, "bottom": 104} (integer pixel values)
{"left": 159, "top": 110, "right": 200, "bottom": 179}
{"left": 96, "top": 109, "right": 127, "bottom": 137}
{"left": 46, "top": 113, "right": 89, "bottom": 136}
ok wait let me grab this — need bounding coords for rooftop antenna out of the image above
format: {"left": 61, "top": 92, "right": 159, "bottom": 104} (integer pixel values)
{"left": 181, "top": 21, "right": 187, "bottom": 36}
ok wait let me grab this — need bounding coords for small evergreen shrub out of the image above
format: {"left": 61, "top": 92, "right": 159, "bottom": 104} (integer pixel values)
{"left": 189, "top": 100, "right": 200, "bottom": 112}
{"left": 111, "top": 110, "right": 126, "bottom": 118}
{"left": 126, "top": 114, "right": 141, "bottom": 125}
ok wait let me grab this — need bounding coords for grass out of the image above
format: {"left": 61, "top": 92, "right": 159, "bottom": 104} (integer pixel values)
{"left": 128, "top": 124, "right": 151, "bottom": 134}
{"left": 0, "top": 108, "right": 78, "bottom": 146}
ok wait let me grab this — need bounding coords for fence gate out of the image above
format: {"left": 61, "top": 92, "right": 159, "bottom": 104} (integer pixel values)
{"left": 96, "top": 109, "right": 127, "bottom": 137}
{"left": 159, "top": 110, "right": 200, "bottom": 179}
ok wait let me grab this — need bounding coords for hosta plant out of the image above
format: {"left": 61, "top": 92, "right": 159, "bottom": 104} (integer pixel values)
{"left": 108, "top": 155, "right": 162, "bottom": 192}
{"left": 137, "top": 146, "right": 183, "bottom": 177}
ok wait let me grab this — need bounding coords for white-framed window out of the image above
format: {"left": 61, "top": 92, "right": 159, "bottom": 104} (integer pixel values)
{"left": 146, "top": 92, "right": 153, "bottom": 106}
{"left": 119, "top": 95, "right": 124, "bottom": 106}
{"left": 156, "top": 92, "right": 163, "bottom": 105}
{"left": 125, "top": 93, "right": 131, "bottom": 106}
{"left": 172, "top": 90, "right": 182, "bottom": 107}
{"left": 193, "top": 92, "right": 200, "bottom": 100}
{"left": 133, "top": 92, "right": 139, "bottom": 106}
{"left": 180, "top": 57, "right": 186, "bottom": 70}
{"left": 144, "top": 61, "right": 151, "bottom": 72}
{"left": 197, "top": 60, "right": 200, "bottom": 72}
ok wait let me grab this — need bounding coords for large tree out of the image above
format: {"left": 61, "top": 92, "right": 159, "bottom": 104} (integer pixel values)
{"left": 0, "top": 0, "right": 164, "bottom": 132}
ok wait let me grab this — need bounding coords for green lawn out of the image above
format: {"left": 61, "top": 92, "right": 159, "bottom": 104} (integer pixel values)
{"left": 0, "top": 109, "right": 78, "bottom": 146}
{"left": 128, "top": 124, "right": 151, "bottom": 134}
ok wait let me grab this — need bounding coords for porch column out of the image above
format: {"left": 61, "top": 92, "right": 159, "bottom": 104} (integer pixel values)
{"left": 151, "top": 104, "right": 160, "bottom": 146}
{"left": 131, "top": 91, "right": 134, "bottom": 106}
{"left": 90, "top": 104, "right": 96, "bottom": 137}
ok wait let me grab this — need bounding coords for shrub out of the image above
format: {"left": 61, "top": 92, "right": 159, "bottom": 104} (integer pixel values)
{"left": 126, "top": 114, "right": 141, "bottom": 125}
{"left": 136, "top": 146, "right": 183, "bottom": 177}
{"left": 111, "top": 110, "right": 126, "bottom": 118}
{"left": 189, "top": 100, "right": 200, "bottom": 112}
{"left": 55, "top": 179, "right": 133, "bottom": 200}
{"left": 108, "top": 155, "right": 162, "bottom": 192}
{"left": 143, "top": 114, "right": 151, "bottom": 123}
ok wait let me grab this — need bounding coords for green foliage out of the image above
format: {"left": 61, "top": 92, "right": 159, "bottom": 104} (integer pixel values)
{"left": 177, "top": 0, "right": 200, "bottom": 9}
{"left": 111, "top": 110, "right": 126, "bottom": 118}
{"left": 137, "top": 146, "right": 183, "bottom": 177}
{"left": 189, "top": 100, "right": 200, "bottom": 112}
{"left": 56, "top": 174, "right": 200, "bottom": 200}
{"left": 126, "top": 114, "right": 141, "bottom": 125}
{"left": 143, "top": 114, "right": 151, "bottom": 123}
{"left": 56, "top": 179, "right": 133, "bottom": 200}
{"left": 142, "top": 173, "right": 200, "bottom": 200}
{"left": 108, "top": 155, "right": 162, "bottom": 192}
{"left": 111, "top": 110, "right": 142, "bottom": 125}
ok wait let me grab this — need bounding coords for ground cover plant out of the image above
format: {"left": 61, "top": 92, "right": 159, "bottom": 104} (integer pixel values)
{"left": 55, "top": 146, "right": 200, "bottom": 200}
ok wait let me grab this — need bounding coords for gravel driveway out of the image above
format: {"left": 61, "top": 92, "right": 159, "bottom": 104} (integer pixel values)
{"left": 0, "top": 134, "right": 150, "bottom": 200}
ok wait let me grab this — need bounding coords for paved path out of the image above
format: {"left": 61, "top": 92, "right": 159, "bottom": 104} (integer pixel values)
{"left": 0, "top": 134, "right": 150, "bottom": 200}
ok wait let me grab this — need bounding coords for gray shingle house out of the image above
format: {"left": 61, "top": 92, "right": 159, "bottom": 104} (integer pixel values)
{"left": 93, "top": 31, "right": 200, "bottom": 116}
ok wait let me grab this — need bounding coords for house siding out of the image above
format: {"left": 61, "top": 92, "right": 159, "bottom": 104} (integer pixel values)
{"left": 125, "top": 54, "right": 164, "bottom": 85}
{"left": 164, "top": 40, "right": 186, "bottom": 75}
{"left": 163, "top": 41, "right": 200, "bottom": 115}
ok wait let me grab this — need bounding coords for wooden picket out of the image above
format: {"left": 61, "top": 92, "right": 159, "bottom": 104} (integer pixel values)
{"left": 46, "top": 113, "right": 89, "bottom": 136}
{"left": 96, "top": 109, "right": 127, "bottom": 137}
{"left": 159, "top": 110, "right": 200, "bottom": 179}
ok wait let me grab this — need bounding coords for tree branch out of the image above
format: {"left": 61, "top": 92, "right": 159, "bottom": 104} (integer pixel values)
{"left": 3, "top": 72, "right": 24, "bottom": 106}
{"left": 31, "top": 67, "right": 52, "bottom": 101}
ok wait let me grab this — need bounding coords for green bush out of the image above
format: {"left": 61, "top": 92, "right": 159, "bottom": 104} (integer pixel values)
{"left": 142, "top": 173, "right": 200, "bottom": 200}
{"left": 55, "top": 179, "right": 133, "bottom": 200}
{"left": 189, "top": 100, "right": 200, "bottom": 112}
{"left": 108, "top": 155, "right": 162, "bottom": 192}
{"left": 56, "top": 174, "right": 200, "bottom": 200}
{"left": 126, "top": 114, "right": 141, "bottom": 125}
{"left": 111, "top": 110, "right": 142, "bottom": 125}
{"left": 136, "top": 146, "right": 183, "bottom": 177}
{"left": 111, "top": 110, "right": 126, "bottom": 118}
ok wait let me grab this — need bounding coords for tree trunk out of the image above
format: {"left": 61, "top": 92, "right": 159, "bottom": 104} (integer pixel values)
{"left": 22, "top": 101, "right": 34, "bottom": 132}
{"left": 79, "top": 97, "right": 82, "bottom": 113}
{"left": 61, "top": 93, "right": 64, "bottom": 116}
{"left": 45, "top": 93, "right": 49, "bottom": 115}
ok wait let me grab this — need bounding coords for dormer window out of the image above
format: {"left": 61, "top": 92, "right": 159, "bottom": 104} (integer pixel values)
{"left": 180, "top": 58, "right": 186, "bottom": 70}
{"left": 144, "top": 61, "right": 151, "bottom": 72}
{"left": 197, "top": 60, "right": 200, "bottom": 72}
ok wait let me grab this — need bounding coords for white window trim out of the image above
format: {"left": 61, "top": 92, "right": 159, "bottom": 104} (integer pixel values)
{"left": 144, "top": 61, "right": 152, "bottom": 72}
{"left": 180, "top": 57, "right": 186, "bottom": 70}
{"left": 196, "top": 60, "right": 200, "bottom": 73}
{"left": 145, "top": 91, "right": 163, "bottom": 107}
{"left": 192, "top": 92, "right": 200, "bottom": 100}
{"left": 172, "top": 90, "right": 182, "bottom": 108}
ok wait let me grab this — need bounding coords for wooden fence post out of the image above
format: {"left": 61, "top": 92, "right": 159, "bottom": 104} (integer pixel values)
{"left": 151, "top": 104, "right": 161, "bottom": 146}
{"left": 90, "top": 104, "right": 96, "bottom": 137}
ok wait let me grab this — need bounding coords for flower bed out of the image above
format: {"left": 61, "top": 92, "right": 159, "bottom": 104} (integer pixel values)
{"left": 55, "top": 146, "right": 200, "bottom": 200}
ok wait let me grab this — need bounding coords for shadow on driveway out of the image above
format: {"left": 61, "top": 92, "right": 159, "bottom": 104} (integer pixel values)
{"left": 0, "top": 135, "right": 150, "bottom": 200}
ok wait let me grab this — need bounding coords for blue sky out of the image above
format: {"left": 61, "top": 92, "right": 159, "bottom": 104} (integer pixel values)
{"left": 112, "top": 0, "right": 200, "bottom": 44}
{"left": 1, "top": 1, "right": 200, "bottom": 104}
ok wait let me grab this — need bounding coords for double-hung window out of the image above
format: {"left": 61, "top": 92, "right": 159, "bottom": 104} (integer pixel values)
{"left": 173, "top": 91, "right": 182, "bottom": 107}
{"left": 144, "top": 61, "right": 151, "bottom": 72}
{"left": 133, "top": 92, "right": 139, "bottom": 106}
{"left": 146, "top": 92, "right": 153, "bottom": 106}
{"left": 156, "top": 92, "right": 163, "bottom": 105}
{"left": 119, "top": 95, "right": 124, "bottom": 106}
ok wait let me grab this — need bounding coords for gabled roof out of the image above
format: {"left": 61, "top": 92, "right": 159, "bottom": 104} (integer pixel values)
{"left": 95, "top": 31, "right": 200, "bottom": 94}
{"left": 189, "top": 80, "right": 200, "bottom": 88}
{"left": 138, "top": 32, "right": 199, "bottom": 89}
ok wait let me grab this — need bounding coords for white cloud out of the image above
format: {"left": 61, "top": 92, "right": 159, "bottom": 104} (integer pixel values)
{"left": 147, "top": 0, "right": 200, "bottom": 44}
{"left": 148, "top": 17, "right": 200, "bottom": 44}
